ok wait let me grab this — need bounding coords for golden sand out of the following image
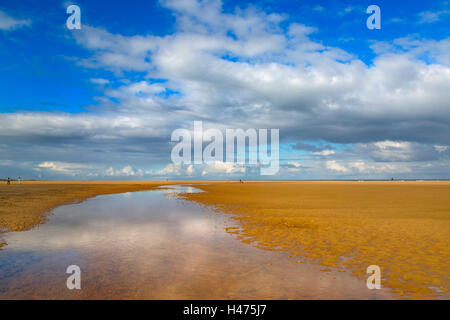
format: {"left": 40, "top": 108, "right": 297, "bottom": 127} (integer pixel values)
{"left": 1, "top": 180, "right": 449, "bottom": 299}
{"left": 180, "top": 181, "right": 450, "bottom": 299}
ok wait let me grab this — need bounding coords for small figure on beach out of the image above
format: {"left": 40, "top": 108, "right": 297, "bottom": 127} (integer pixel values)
{"left": 239, "top": 179, "right": 244, "bottom": 184}
{"left": 18, "top": 176, "right": 22, "bottom": 184}
{"left": 7, "top": 177, "right": 11, "bottom": 185}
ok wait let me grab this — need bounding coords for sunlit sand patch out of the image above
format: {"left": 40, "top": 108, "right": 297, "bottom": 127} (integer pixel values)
{"left": 180, "top": 181, "right": 450, "bottom": 299}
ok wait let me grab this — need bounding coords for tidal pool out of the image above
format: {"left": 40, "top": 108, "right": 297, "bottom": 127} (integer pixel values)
{"left": 0, "top": 186, "right": 394, "bottom": 299}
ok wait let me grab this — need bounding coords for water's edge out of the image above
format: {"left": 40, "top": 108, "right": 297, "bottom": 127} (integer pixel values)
{"left": 0, "top": 185, "right": 395, "bottom": 299}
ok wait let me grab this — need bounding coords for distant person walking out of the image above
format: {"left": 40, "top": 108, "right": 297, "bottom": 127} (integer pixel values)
{"left": 18, "top": 176, "right": 22, "bottom": 184}
{"left": 7, "top": 177, "right": 11, "bottom": 185}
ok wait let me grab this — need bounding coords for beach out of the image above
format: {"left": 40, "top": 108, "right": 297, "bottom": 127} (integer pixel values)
{"left": 1, "top": 180, "right": 449, "bottom": 299}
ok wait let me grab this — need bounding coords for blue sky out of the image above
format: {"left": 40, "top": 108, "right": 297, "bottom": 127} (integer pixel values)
{"left": 0, "top": 0, "right": 449, "bottom": 180}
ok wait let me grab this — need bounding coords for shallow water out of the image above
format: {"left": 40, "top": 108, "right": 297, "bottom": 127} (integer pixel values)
{"left": 0, "top": 186, "right": 394, "bottom": 299}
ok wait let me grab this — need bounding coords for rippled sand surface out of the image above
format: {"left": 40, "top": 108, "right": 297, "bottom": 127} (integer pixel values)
{"left": 0, "top": 186, "right": 392, "bottom": 299}
{"left": 181, "top": 181, "right": 450, "bottom": 299}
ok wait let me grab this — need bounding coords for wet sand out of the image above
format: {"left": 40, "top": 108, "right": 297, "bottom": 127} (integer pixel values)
{"left": 181, "top": 181, "right": 450, "bottom": 299}
{"left": 0, "top": 181, "right": 162, "bottom": 236}
{"left": 1, "top": 180, "right": 448, "bottom": 299}
{"left": 0, "top": 186, "right": 393, "bottom": 299}
{"left": 0, "top": 181, "right": 234, "bottom": 247}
